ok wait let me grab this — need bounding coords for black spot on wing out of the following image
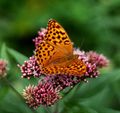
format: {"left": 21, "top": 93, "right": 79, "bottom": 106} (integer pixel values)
{"left": 64, "top": 40, "right": 70, "bottom": 45}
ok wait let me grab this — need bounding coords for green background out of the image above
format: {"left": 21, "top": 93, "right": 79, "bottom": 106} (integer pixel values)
{"left": 0, "top": 0, "right": 120, "bottom": 113}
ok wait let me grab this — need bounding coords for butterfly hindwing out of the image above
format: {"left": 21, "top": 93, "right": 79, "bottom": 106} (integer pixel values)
{"left": 42, "top": 57, "right": 86, "bottom": 76}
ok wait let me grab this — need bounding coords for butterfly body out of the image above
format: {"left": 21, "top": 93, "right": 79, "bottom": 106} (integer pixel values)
{"left": 35, "top": 19, "right": 86, "bottom": 77}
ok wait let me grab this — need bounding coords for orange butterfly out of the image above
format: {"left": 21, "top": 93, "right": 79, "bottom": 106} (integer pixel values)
{"left": 35, "top": 19, "right": 86, "bottom": 76}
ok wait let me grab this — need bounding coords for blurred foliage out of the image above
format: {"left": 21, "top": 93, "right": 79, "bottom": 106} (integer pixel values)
{"left": 0, "top": 0, "right": 120, "bottom": 113}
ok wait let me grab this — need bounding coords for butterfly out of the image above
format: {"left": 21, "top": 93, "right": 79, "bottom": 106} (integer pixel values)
{"left": 35, "top": 19, "right": 86, "bottom": 77}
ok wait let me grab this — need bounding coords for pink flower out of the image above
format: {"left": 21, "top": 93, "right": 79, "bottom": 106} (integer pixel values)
{"left": 0, "top": 59, "right": 8, "bottom": 78}
{"left": 18, "top": 56, "right": 41, "bottom": 79}
{"left": 23, "top": 82, "right": 61, "bottom": 108}
{"left": 73, "top": 49, "right": 109, "bottom": 78}
{"left": 86, "top": 51, "right": 109, "bottom": 68}
{"left": 33, "top": 28, "right": 47, "bottom": 47}
{"left": 23, "top": 85, "right": 37, "bottom": 108}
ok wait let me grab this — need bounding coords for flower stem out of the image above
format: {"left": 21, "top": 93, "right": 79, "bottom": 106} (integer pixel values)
{"left": 2, "top": 77, "right": 38, "bottom": 113}
{"left": 62, "top": 82, "right": 80, "bottom": 100}
{"left": 42, "top": 106, "right": 51, "bottom": 113}
{"left": 54, "top": 103, "right": 59, "bottom": 113}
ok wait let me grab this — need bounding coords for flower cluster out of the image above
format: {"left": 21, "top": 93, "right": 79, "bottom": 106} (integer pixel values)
{"left": 19, "top": 28, "right": 109, "bottom": 108}
{"left": 0, "top": 59, "right": 8, "bottom": 78}
{"left": 23, "top": 82, "right": 61, "bottom": 108}
{"left": 18, "top": 56, "right": 41, "bottom": 79}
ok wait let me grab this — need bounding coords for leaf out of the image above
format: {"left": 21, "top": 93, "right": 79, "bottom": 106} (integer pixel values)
{"left": 0, "top": 91, "right": 33, "bottom": 113}
{"left": 7, "top": 48, "right": 28, "bottom": 65}
{"left": 0, "top": 85, "right": 8, "bottom": 101}
{"left": 74, "top": 69, "right": 120, "bottom": 99}
{"left": 60, "top": 104, "right": 98, "bottom": 113}
{"left": 98, "top": 108, "right": 120, "bottom": 113}
{"left": 110, "top": 80, "right": 120, "bottom": 103}
{"left": 81, "top": 87, "right": 110, "bottom": 109}
{"left": 0, "top": 43, "right": 9, "bottom": 60}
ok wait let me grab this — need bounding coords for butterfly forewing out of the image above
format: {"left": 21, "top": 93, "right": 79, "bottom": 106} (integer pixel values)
{"left": 45, "top": 19, "right": 73, "bottom": 55}
{"left": 35, "top": 41, "right": 56, "bottom": 66}
{"left": 35, "top": 19, "right": 73, "bottom": 67}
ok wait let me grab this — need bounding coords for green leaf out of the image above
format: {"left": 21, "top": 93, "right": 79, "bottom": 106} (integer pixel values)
{"left": 110, "top": 80, "right": 120, "bottom": 103}
{"left": 0, "top": 85, "right": 8, "bottom": 101}
{"left": 0, "top": 90, "right": 33, "bottom": 113}
{"left": 98, "top": 108, "right": 120, "bottom": 113}
{"left": 74, "top": 69, "right": 120, "bottom": 99}
{"left": 0, "top": 43, "right": 9, "bottom": 60}
{"left": 60, "top": 104, "right": 98, "bottom": 113}
{"left": 7, "top": 48, "right": 28, "bottom": 65}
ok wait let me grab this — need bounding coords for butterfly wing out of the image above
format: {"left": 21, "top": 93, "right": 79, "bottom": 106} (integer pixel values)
{"left": 35, "top": 19, "right": 73, "bottom": 67}
{"left": 42, "top": 57, "right": 86, "bottom": 76}
{"left": 45, "top": 19, "right": 73, "bottom": 55}
{"left": 35, "top": 41, "right": 56, "bottom": 66}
